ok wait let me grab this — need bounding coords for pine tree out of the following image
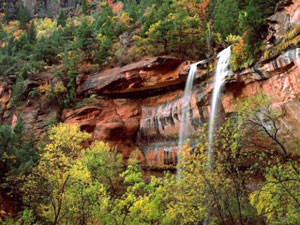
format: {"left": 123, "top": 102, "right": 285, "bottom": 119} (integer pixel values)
{"left": 26, "top": 23, "right": 37, "bottom": 45}
{"left": 11, "top": 75, "right": 26, "bottom": 106}
{"left": 57, "top": 10, "right": 67, "bottom": 27}
{"left": 17, "top": 3, "right": 31, "bottom": 29}
{"left": 3, "top": 4, "right": 10, "bottom": 24}
{"left": 212, "top": 0, "right": 241, "bottom": 39}
{"left": 81, "top": 0, "right": 89, "bottom": 15}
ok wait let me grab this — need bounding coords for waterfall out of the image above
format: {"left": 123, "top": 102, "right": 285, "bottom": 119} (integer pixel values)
{"left": 207, "top": 46, "right": 231, "bottom": 167}
{"left": 177, "top": 47, "right": 231, "bottom": 178}
{"left": 177, "top": 62, "right": 200, "bottom": 176}
{"left": 204, "top": 46, "right": 231, "bottom": 224}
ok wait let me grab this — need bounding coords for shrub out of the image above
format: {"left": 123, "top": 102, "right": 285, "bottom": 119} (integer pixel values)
{"left": 95, "top": 33, "right": 112, "bottom": 65}
{"left": 33, "top": 30, "right": 65, "bottom": 65}
{"left": 35, "top": 18, "right": 57, "bottom": 38}
{"left": 3, "top": 5, "right": 10, "bottom": 24}
{"left": 75, "top": 19, "right": 97, "bottom": 60}
{"left": 81, "top": 0, "right": 89, "bottom": 15}
{"left": 230, "top": 39, "right": 248, "bottom": 71}
{"left": 0, "top": 54, "right": 18, "bottom": 76}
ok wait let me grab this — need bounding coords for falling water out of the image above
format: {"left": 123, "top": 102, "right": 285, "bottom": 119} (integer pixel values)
{"left": 207, "top": 46, "right": 231, "bottom": 167}
{"left": 177, "top": 62, "right": 200, "bottom": 177}
{"left": 203, "top": 46, "right": 231, "bottom": 224}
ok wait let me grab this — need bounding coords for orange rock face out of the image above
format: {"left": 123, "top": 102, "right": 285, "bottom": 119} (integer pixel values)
{"left": 64, "top": 55, "right": 210, "bottom": 167}
{"left": 67, "top": 44, "right": 300, "bottom": 168}
{"left": 64, "top": 56, "right": 210, "bottom": 167}
{"left": 222, "top": 49, "right": 300, "bottom": 142}
{"left": 2, "top": 1, "right": 300, "bottom": 169}
{"left": 222, "top": 49, "right": 300, "bottom": 113}
{"left": 62, "top": 100, "right": 141, "bottom": 159}
{"left": 2, "top": 46, "right": 300, "bottom": 169}
{"left": 77, "top": 56, "right": 189, "bottom": 96}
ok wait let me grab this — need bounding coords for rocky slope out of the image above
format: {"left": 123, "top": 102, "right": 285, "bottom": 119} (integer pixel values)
{"left": 1, "top": 0, "right": 300, "bottom": 170}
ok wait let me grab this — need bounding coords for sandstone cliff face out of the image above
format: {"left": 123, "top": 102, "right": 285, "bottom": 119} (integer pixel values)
{"left": 65, "top": 48, "right": 300, "bottom": 168}
{"left": 1, "top": 1, "right": 300, "bottom": 169}
{"left": 65, "top": 56, "right": 206, "bottom": 165}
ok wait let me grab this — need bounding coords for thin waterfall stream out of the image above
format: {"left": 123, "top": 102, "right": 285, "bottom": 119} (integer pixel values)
{"left": 207, "top": 46, "right": 232, "bottom": 168}
{"left": 177, "top": 47, "right": 231, "bottom": 180}
{"left": 177, "top": 62, "right": 200, "bottom": 177}
{"left": 203, "top": 46, "right": 231, "bottom": 225}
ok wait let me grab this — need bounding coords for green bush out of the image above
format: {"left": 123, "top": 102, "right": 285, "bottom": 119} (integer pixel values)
{"left": 0, "top": 30, "right": 44, "bottom": 78}
{"left": 3, "top": 5, "right": 10, "bottom": 24}
{"left": 81, "top": 0, "right": 89, "bottom": 15}
{"left": 33, "top": 30, "right": 66, "bottom": 65}
{"left": 0, "top": 54, "right": 18, "bottom": 76}
{"left": 75, "top": 19, "right": 97, "bottom": 60}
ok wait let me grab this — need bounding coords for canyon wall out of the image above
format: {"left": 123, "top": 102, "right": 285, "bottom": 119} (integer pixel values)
{"left": 1, "top": 1, "right": 300, "bottom": 169}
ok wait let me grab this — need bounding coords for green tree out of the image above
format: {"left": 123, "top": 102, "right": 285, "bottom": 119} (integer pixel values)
{"left": 83, "top": 142, "right": 124, "bottom": 195}
{"left": 22, "top": 124, "right": 93, "bottom": 224}
{"left": 81, "top": 0, "right": 89, "bottom": 15}
{"left": 11, "top": 75, "right": 26, "bottom": 107}
{"left": 57, "top": 11, "right": 67, "bottom": 27}
{"left": 75, "top": 19, "right": 97, "bottom": 59}
{"left": 122, "top": 0, "right": 139, "bottom": 20}
{"left": 162, "top": 94, "right": 282, "bottom": 225}
{"left": 92, "top": 2, "right": 118, "bottom": 65}
{"left": 26, "top": 23, "right": 37, "bottom": 45}
{"left": 95, "top": 33, "right": 112, "bottom": 66}
{"left": 212, "top": 0, "right": 240, "bottom": 39}
{"left": 0, "top": 26, "right": 44, "bottom": 79}
{"left": 250, "top": 162, "right": 300, "bottom": 224}
{"left": 0, "top": 117, "right": 39, "bottom": 213}
{"left": 33, "top": 30, "right": 65, "bottom": 65}
{"left": 135, "top": 0, "right": 207, "bottom": 59}
{"left": 61, "top": 42, "right": 83, "bottom": 107}
{"left": 97, "top": 159, "right": 166, "bottom": 225}
{"left": 16, "top": 3, "right": 31, "bottom": 29}
{"left": 3, "top": 4, "right": 10, "bottom": 24}
{"left": 22, "top": 124, "right": 162, "bottom": 225}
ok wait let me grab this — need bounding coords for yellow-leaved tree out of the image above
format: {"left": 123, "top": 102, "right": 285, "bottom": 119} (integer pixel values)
{"left": 22, "top": 124, "right": 109, "bottom": 224}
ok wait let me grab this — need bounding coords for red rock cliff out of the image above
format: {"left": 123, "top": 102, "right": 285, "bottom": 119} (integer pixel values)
{"left": 1, "top": 0, "right": 300, "bottom": 170}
